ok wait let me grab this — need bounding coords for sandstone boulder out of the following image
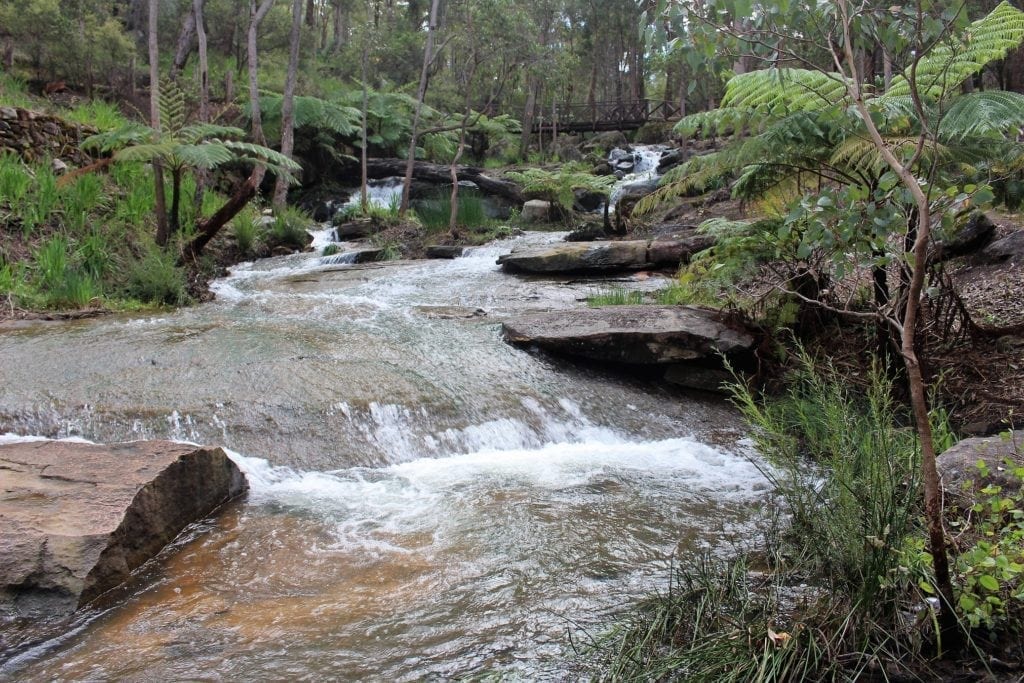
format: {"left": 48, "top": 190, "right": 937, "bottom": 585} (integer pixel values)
{"left": 498, "top": 241, "right": 649, "bottom": 273}
{"left": 521, "top": 199, "right": 553, "bottom": 223}
{"left": 498, "top": 237, "right": 712, "bottom": 274}
{"left": 937, "top": 430, "right": 1023, "bottom": 504}
{"left": 0, "top": 440, "right": 247, "bottom": 651}
{"left": 502, "top": 305, "right": 754, "bottom": 364}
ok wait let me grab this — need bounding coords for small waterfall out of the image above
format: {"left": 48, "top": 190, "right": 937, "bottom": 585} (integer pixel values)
{"left": 340, "top": 176, "right": 405, "bottom": 213}
{"left": 609, "top": 144, "right": 668, "bottom": 207}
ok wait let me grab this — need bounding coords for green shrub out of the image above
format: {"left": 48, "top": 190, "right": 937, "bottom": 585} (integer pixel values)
{"left": 591, "top": 354, "right": 961, "bottom": 681}
{"left": 322, "top": 243, "right": 341, "bottom": 256}
{"left": 951, "top": 456, "right": 1024, "bottom": 630}
{"left": 268, "top": 206, "right": 312, "bottom": 250}
{"left": 61, "top": 173, "right": 106, "bottom": 233}
{"left": 124, "top": 248, "right": 189, "bottom": 306}
{"left": 64, "top": 100, "right": 127, "bottom": 131}
{"left": 231, "top": 207, "right": 262, "bottom": 255}
{"left": 0, "top": 153, "right": 31, "bottom": 210}
{"left": 415, "top": 189, "right": 490, "bottom": 233}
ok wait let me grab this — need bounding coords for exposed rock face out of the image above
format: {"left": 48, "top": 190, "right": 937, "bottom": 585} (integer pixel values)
{"left": 983, "top": 230, "right": 1024, "bottom": 264}
{"left": 937, "top": 430, "right": 1023, "bottom": 503}
{"left": 501, "top": 305, "right": 755, "bottom": 365}
{"left": 932, "top": 212, "right": 996, "bottom": 262}
{"left": 521, "top": 199, "right": 553, "bottom": 223}
{"left": 0, "top": 107, "right": 96, "bottom": 165}
{"left": 497, "top": 237, "right": 712, "bottom": 274}
{"left": 0, "top": 440, "right": 247, "bottom": 651}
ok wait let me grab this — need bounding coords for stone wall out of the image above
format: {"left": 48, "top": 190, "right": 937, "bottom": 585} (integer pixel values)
{"left": 0, "top": 106, "right": 96, "bottom": 165}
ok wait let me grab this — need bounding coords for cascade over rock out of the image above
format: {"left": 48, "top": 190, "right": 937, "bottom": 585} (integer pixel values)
{"left": 0, "top": 440, "right": 247, "bottom": 651}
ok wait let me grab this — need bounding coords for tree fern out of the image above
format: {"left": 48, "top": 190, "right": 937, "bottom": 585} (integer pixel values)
{"left": 885, "top": 1, "right": 1024, "bottom": 99}
{"left": 721, "top": 68, "right": 851, "bottom": 116}
{"left": 938, "top": 91, "right": 1024, "bottom": 141}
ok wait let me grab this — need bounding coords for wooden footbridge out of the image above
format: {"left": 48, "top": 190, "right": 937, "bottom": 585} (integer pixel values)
{"left": 531, "top": 100, "right": 684, "bottom": 134}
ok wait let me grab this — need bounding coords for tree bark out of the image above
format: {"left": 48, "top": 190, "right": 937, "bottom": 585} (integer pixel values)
{"left": 192, "top": 0, "right": 210, "bottom": 216}
{"left": 331, "top": 0, "right": 348, "bottom": 53}
{"left": 273, "top": 0, "right": 304, "bottom": 208}
{"left": 400, "top": 0, "right": 441, "bottom": 216}
{"left": 248, "top": 0, "right": 276, "bottom": 147}
{"left": 169, "top": 5, "right": 197, "bottom": 79}
{"left": 149, "top": 0, "right": 169, "bottom": 247}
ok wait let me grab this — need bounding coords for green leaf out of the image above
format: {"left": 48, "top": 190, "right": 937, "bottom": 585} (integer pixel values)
{"left": 978, "top": 574, "right": 1001, "bottom": 592}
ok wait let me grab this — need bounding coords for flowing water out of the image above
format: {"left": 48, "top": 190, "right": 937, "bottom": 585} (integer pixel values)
{"left": 0, "top": 232, "right": 769, "bottom": 680}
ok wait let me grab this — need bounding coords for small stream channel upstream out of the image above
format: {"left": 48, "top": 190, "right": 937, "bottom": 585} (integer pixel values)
{"left": 0, "top": 229, "right": 769, "bottom": 680}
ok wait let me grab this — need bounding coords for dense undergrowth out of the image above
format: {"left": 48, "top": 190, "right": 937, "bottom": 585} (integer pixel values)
{"left": 585, "top": 354, "right": 1024, "bottom": 681}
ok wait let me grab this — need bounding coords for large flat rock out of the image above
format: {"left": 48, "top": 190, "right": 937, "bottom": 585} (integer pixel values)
{"left": 501, "top": 305, "right": 754, "bottom": 364}
{"left": 0, "top": 440, "right": 247, "bottom": 651}
{"left": 496, "top": 238, "right": 712, "bottom": 274}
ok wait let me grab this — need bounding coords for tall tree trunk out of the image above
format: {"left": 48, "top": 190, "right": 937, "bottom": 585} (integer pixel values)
{"left": 360, "top": 29, "right": 369, "bottom": 212}
{"left": 400, "top": 0, "right": 441, "bottom": 216}
{"left": 192, "top": 0, "right": 210, "bottom": 216}
{"left": 274, "top": 0, "right": 304, "bottom": 208}
{"left": 519, "top": 80, "right": 537, "bottom": 160}
{"left": 248, "top": 0, "right": 276, "bottom": 147}
{"left": 306, "top": 0, "right": 316, "bottom": 27}
{"left": 170, "top": 5, "right": 198, "bottom": 79}
{"left": 149, "top": 0, "right": 169, "bottom": 247}
{"left": 331, "top": 0, "right": 348, "bottom": 53}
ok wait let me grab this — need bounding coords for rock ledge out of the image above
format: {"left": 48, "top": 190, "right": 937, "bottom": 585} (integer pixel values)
{"left": 0, "top": 440, "right": 247, "bottom": 651}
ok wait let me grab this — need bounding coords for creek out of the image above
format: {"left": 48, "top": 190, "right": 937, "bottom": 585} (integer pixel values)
{"left": 0, "top": 231, "right": 769, "bottom": 679}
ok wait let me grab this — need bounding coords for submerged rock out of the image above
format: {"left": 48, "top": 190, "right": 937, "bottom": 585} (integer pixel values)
{"left": 425, "top": 245, "right": 466, "bottom": 259}
{"left": 501, "top": 305, "right": 755, "bottom": 365}
{"left": 0, "top": 440, "right": 247, "bottom": 651}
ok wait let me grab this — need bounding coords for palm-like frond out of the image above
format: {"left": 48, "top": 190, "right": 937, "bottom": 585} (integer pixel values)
{"left": 176, "top": 123, "right": 247, "bottom": 145}
{"left": 82, "top": 123, "right": 154, "bottom": 153}
{"left": 171, "top": 143, "right": 237, "bottom": 170}
{"left": 886, "top": 1, "right": 1024, "bottom": 99}
{"left": 721, "top": 68, "right": 851, "bottom": 115}
{"left": 113, "top": 142, "right": 179, "bottom": 163}
{"left": 938, "top": 91, "right": 1024, "bottom": 141}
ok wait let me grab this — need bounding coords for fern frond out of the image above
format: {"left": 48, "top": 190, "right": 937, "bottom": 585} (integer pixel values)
{"left": 114, "top": 142, "right": 178, "bottom": 163}
{"left": 176, "top": 123, "right": 246, "bottom": 144}
{"left": 171, "top": 143, "right": 237, "bottom": 170}
{"left": 721, "top": 69, "right": 851, "bottom": 115}
{"left": 939, "top": 90, "right": 1024, "bottom": 141}
{"left": 82, "top": 123, "right": 154, "bottom": 153}
{"left": 886, "top": 2, "right": 1024, "bottom": 99}
{"left": 158, "top": 80, "right": 187, "bottom": 133}
{"left": 221, "top": 141, "right": 302, "bottom": 172}
{"left": 674, "top": 107, "right": 750, "bottom": 138}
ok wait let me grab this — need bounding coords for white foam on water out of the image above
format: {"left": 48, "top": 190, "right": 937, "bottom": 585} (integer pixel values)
{"left": 224, "top": 429, "right": 769, "bottom": 558}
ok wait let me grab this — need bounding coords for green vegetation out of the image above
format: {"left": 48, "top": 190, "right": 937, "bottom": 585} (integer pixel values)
{"left": 588, "top": 356, "right": 995, "bottom": 681}
{"left": 506, "top": 164, "right": 615, "bottom": 218}
{"left": 415, "top": 189, "right": 491, "bottom": 233}
{"left": 586, "top": 287, "right": 645, "bottom": 307}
